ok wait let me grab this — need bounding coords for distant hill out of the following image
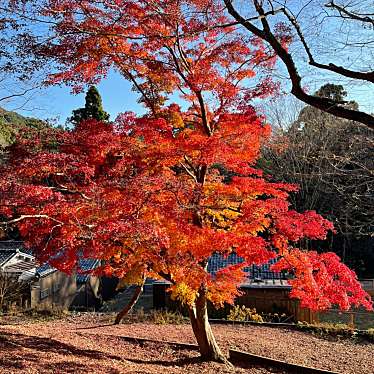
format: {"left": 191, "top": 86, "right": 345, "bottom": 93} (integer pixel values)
{"left": 0, "top": 107, "right": 49, "bottom": 147}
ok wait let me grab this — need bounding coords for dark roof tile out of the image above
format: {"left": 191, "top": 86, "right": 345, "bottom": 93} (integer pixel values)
{"left": 36, "top": 263, "right": 56, "bottom": 277}
{"left": 0, "top": 250, "right": 15, "bottom": 265}
{"left": 76, "top": 259, "right": 100, "bottom": 283}
{"left": 207, "top": 252, "right": 285, "bottom": 281}
{"left": 0, "top": 241, "right": 24, "bottom": 251}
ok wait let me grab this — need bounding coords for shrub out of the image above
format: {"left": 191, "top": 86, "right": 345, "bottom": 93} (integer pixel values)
{"left": 118, "top": 308, "right": 188, "bottom": 325}
{"left": 260, "top": 312, "right": 293, "bottom": 323}
{"left": 365, "top": 328, "right": 374, "bottom": 342}
{"left": 297, "top": 321, "right": 355, "bottom": 339}
{"left": 149, "top": 309, "right": 187, "bottom": 325}
{"left": 23, "top": 305, "right": 68, "bottom": 320}
{"left": 227, "top": 305, "right": 263, "bottom": 323}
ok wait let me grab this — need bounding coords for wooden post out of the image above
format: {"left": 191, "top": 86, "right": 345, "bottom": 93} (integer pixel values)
{"left": 314, "top": 311, "right": 320, "bottom": 324}
{"left": 349, "top": 312, "right": 355, "bottom": 329}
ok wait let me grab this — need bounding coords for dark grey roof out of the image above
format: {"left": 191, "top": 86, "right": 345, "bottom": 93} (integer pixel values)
{"left": 0, "top": 241, "right": 25, "bottom": 251}
{"left": 0, "top": 241, "right": 23, "bottom": 265}
{"left": 76, "top": 259, "right": 100, "bottom": 283}
{"left": 36, "top": 263, "right": 56, "bottom": 277}
{"left": 155, "top": 253, "right": 290, "bottom": 288}
{"left": 0, "top": 241, "right": 33, "bottom": 265}
{"left": 0, "top": 250, "right": 14, "bottom": 265}
{"left": 0, "top": 241, "right": 58, "bottom": 278}
{"left": 207, "top": 253, "right": 286, "bottom": 281}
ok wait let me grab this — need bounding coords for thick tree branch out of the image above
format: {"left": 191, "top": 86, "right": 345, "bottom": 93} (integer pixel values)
{"left": 180, "top": 162, "right": 198, "bottom": 182}
{"left": 114, "top": 279, "right": 145, "bottom": 324}
{"left": 195, "top": 91, "right": 212, "bottom": 136}
{"left": 223, "top": 0, "right": 374, "bottom": 130}
{"left": 0, "top": 215, "right": 64, "bottom": 225}
{"left": 166, "top": 45, "right": 213, "bottom": 135}
{"left": 158, "top": 271, "right": 175, "bottom": 284}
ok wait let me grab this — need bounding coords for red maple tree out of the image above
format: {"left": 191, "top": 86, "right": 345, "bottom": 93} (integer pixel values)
{"left": 1, "top": 0, "right": 372, "bottom": 362}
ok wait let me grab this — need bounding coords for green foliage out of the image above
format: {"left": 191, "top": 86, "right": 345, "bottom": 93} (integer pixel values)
{"left": 69, "top": 86, "right": 109, "bottom": 125}
{"left": 297, "top": 321, "right": 356, "bottom": 339}
{"left": 297, "top": 321, "right": 374, "bottom": 342}
{"left": 0, "top": 107, "right": 49, "bottom": 147}
{"left": 226, "top": 305, "right": 294, "bottom": 324}
{"left": 149, "top": 309, "right": 187, "bottom": 325}
{"left": 366, "top": 328, "right": 374, "bottom": 342}
{"left": 115, "top": 307, "right": 188, "bottom": 324}
{"left": 227, "top": 305, "right": 264, "bottom": 323}
{"left": 0, "top": 122, "right": 14, "bottom": 147}
{"left": 314, "top": 83, "right": 347, "bottom": 103}
{"left": 298, "top": 322, "right": 374, "bottom": 343}
{"left": 23, "top": 306, "right": 68, "bottom": 321}
{"left": 317, "top": 308, "right": 374, "bottom": 330}
{"left": 260, "top": 312, "right": 292, "bottom": 323}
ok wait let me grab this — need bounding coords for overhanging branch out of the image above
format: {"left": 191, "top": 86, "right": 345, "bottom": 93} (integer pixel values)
{"left": 223, "top": 0, "right": 374, "bottom": 130}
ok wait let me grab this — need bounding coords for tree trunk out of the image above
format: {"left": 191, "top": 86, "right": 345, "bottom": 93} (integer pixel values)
{"left": 114, "top": 283, "right": 144, "bottom": 325}
{"left": 188, "top": 286, "right": 228, "bottom": 363}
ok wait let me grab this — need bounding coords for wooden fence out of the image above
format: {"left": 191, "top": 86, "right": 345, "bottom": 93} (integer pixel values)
{"left": 316, "top": 309, "right": 374, "bottom": 330}
{"left": 154, "top": 282, "right": 319, "bottom": 323}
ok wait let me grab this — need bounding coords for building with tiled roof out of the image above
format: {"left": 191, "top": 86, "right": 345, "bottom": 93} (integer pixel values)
{"left": 0, "top": 241, "right": 77, "bottom": 310}
{"left": 154, "top": 252, "right": 289, "bottom": 289}
{"left": 154, "top": 252, "right": 297, "bottom": 319}
{"left": 0, "top": 241, "right": 34, "bottom": 270}
{"left": 207, "top": 252, "right": 289, "bottom": 288}
{"left": 35, "top": 263, "right": 57, "bottom": 278}
{"left": 0, "top": 240, "right": 106, "bottom": 311}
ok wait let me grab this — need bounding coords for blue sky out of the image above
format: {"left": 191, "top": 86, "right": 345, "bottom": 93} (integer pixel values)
{"left": 7, "top": 69, "right": 146, "bottom": 124}
{"left": 3, "top": 66, "right": 372, "bottom": 126}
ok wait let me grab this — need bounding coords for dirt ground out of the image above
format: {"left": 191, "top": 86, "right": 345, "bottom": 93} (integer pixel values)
{"left": 0, "top": 314, "right": 373, "bottom": 374}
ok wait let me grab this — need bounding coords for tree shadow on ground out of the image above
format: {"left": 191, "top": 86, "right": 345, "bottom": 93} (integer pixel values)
{"left": 42, "top": 360, "right": 123, "bottom": 374}
{"left": 0, "top": 352, "right": 40, "bottom": 371}
{"left": 0, "top": 332, "right": 127, "bottom": 373}
{"left": 232, "top": 359, "right": 291, "bottom": 374}
{"left": 75, "top": 323, "right": 114, "bottom": 330}
{"left": 0, "top": 332, "right": 123, "bottom": 361}
{"left": 126, "top": 355, "right": 205, "bottom": 368}
{"left": 0, "top": 331, "right": 220, "bottom": 372}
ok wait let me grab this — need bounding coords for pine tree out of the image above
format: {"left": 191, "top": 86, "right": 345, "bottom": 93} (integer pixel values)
{"left": 315, "top": 84, "right": 347, "bottom": 104}
{"left": 69, "top": 86, "right": 109, "bottom": 125}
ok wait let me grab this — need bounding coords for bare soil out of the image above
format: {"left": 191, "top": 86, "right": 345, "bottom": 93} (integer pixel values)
{"left": 0, "top": 313, "right": 373, "bottom": 374}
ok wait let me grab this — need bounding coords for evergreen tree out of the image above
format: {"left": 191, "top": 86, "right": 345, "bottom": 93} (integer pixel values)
{"left": 69, "top": 86, "right": 109, "bottom": 125}
{"left": 315, "top": 83, "right": 347, "bottom": 103}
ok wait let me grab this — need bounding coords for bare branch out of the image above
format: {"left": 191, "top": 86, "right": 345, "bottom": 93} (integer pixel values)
{"left": 325, "top": 1, "right": 374, "bottom": 26}
{"left": 223, "top": 0, "right": 374, "bottom": 130}
{"left": 281, "top": 7, "right": 374, "bottom": 83}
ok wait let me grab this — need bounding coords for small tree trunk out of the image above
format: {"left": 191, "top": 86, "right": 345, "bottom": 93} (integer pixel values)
{"left": 188, "top": 286, "right": 228, "bottom": 363}
{"left": 114, "top": 282, "right": 144, "bottom": 325}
